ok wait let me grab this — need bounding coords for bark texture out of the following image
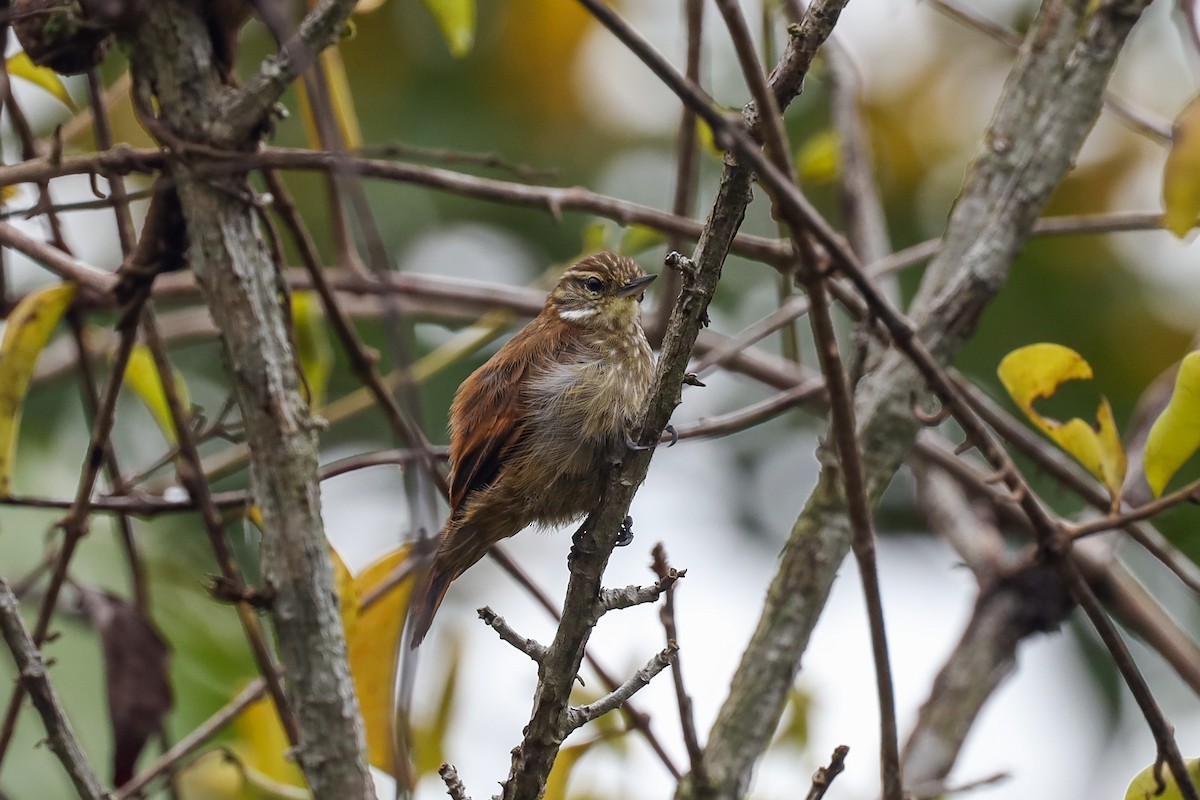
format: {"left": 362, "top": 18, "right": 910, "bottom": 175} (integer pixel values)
{"left": 124, "top": 4, "right": 374, "bottom": 797}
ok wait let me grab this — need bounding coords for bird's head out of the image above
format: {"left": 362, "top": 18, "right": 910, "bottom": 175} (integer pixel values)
{"left": 547, "top": 252, "right": 656, "bottom": 331}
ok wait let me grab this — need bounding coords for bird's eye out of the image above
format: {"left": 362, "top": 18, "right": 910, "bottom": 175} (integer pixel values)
{"left": 585, "top": 277, "right": 604, "bottom": 293}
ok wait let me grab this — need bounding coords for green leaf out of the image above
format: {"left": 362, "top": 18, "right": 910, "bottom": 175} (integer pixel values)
{"left": 5, "top": 52, "right": 78, "bottom": 112}
{"left": 1125, "top": 757, "right": 1200, "bottom": 800}
{"left": 1165, "top": 94, "right": 1200, "bottom": 238}
{"left": 0, "top": 283, "right": 76, "bottom": 497}
{"left": 618, "top": 224, "right": 666, "bottom": 257}
{"left": 291, "top": 291, "right": 334, "bottom": 409}
{"left": 581, "top": 221, "right": 610, "bottom": 255}
{"left": 1144, "top": 352, "right": 1200, "bottom": 497}
{"left": 421, "top": 0, "right": 476, "bottom": 58}
{"left": 122, "top": 344, "right": 190, "bottom": 444}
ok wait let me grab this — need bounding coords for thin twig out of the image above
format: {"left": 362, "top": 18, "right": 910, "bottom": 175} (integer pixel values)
{"left": 805, "top": 745, "right": 849, "bottom": 800}
{"left": 0, "top": 577, "right": 112, "bottom": 800}
{"left": 117, "top": 678, "right": 270, "bottom": 799}
{"left": 651, "top": 544, "right": 705, "bottom": 783}
{"left": 564, "top": 645, "right": 678, "bottom": 730}
{"left": 597, "top": 571, "right": 682, "bottom": 613}
{"left": 477, "top": 608, "right": 547, "bottom": 663}
{"left": 437, "top": 763, "right": 472, "bottom": 800}
{"left": 653, "top": 0, "right": 706, "bottom": 341}
{"left": 925, "top": 0, "right": 1172, "bottom": 144}
{"left": 0, "top": 291, "right": 148, "bottom": 766}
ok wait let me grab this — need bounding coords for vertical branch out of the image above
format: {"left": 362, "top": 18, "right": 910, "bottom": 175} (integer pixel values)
{"left": 123, "top": 1, "right": 375, "bottom": 796}
{"left": 138, "top": 310, "right": 300, "bottom": 745}
{"left": 652, "top": 0, "right": 705, "bottom": 342}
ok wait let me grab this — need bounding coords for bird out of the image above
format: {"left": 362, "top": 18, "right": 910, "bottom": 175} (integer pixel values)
{"left": 408, "top": 252, "right": 657, "bottom": 648}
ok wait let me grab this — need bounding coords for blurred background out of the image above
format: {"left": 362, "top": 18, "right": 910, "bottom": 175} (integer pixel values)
{"left": 3, "top": 0, "right": 1200, "bottom": 797}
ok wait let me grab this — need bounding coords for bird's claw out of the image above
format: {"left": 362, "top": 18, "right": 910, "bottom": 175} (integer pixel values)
{"left": 570, "top": 521, "right": 595, "bottom": 560}
{"left": 615, "top": 516, "right": 634, "bottom": 547}
{"left": 625, "top": 424, "right": 678, "bottom": 452}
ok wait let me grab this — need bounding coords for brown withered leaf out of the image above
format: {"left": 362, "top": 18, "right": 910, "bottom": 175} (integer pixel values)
{"left": 78, "top": 588, "right": 173, "bottom": 787}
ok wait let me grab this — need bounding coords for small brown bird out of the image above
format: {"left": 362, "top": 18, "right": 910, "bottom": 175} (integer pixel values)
{"left": 408, "top": 252, "right": 657, "bottom": 647}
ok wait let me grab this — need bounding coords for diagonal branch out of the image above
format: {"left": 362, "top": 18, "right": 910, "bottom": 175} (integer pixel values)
{"left": 0, "top": 577, "right": 112, "bottom": 800}
{"left": 219, "top": 0, "right": 360, "bottom": 142}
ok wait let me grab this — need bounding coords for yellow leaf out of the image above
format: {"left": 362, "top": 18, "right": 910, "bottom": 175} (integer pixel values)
{"left": 1144, "top": 352, "right": 1200, "bottom": 497}
{"left": 349, "top": 546, "right": 415, "bottom": 775}
{"left": 1165, "top": 94, "right": 1200, "bottom": 238}
{"left": 218, "top": 547, "right": 414, "bottom": 783}
{"left": 245, "top": 505, "right": 265, "bottom": 532}
{"left": 232, "top": 695, "right": 307, "bottom": 788}
{"left": 122, "top": 344, "right": 190, "bottom": 444}
{"left": 544, "top": 737, "right": 606, "bottom": 800}
{"left": 998, "top": 343, "right": 1127, "bottom": 506}
{"left": 294, "top": 47, "right": 363, "bottom": 154}
{"left": 0, "top": 283, "right": 76, "bottom": 497}
{"left": 796, "top": 130, "right": 841, "bottom": 185}
{"left": 696, "top": 117, "right": 726, "bottom": 161}
{"left": 412, "top": 638, "right": 461, "bottom": 778}
{"left": 329, "top": 546, "right": 359, "bottom": 639}
{"left": 177, "top": 748, "right": 311, "bottom": 799}
{"left": 1125, "top": 757, "right": 1200, "bottom": 800}
{"left": 772, "top": 687, "right": 811, "bottom": 751}
{"left": 421, "top": 0, "right": 476, "bottom": 58}
{"left": 291, "top": 291, "right": 334, "bottom": 409}
{"left": 5, "top": 52, "right": 78, "bottom": 112}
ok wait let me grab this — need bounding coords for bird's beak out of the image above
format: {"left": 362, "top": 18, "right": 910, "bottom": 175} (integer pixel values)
{"left": 616, "top": 273, "right": 657, "bottom": 298}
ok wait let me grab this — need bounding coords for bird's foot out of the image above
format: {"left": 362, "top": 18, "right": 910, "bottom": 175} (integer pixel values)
{"left": 570, "top": 521, "right": 595, "bottom": 560}
{"left": 625, "top": 425, "right": 678, "bottom": 452}
{"left": 615, "top": 515, "right": 634, "bottom": 547}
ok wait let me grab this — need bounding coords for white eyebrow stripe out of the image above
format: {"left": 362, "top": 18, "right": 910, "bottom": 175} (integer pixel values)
{"left": 558, "top": 307, "right": 596, "bottom": 322}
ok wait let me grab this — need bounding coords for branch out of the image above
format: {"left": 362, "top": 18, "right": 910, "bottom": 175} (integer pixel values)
{"left": 117, "top": 677, "right": 270, "bottom": 798}
{"left": 806, "top": 745, "right": 849, "bottom": 800}
{"left": 652, "top": 544, "right": 705, "bottom": 782}
{"left": 478, "top": 607, "right": 547, "bottom": 663}
{"left": 0, "top": 221, "right": 115, "bottom": 295}
{"left": 438, "top": 763, "right": 472, "bottom": 800}
{"left": 598, "top": 570, "right": 683, "bottom": 613}
{"left": 900, "top": 554, "right": 1072, "bottom": 787}
{"left": 692, "top": 0, "right": 1158, "bottom": 795}
{"left": 124, "top": 2, "right": 374, "bottom": 797}
{"left": 219, "top": 0, "right": 360, "bottom": 142}
{"left": 498, "top": 248, "right": 719, "bottom": 800}
{"left": 564, "top": 645, "right": 678, "bottom": 730}
{"left": 0, "top": 147, "right": 789, "bottom": 266}
{"left": 0, "top": 577, "right": 112, "bottom": 800}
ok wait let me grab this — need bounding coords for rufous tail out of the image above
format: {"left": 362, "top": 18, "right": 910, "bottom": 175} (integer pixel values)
{"left": 408, "top": 565, "right": 453, "bottom": 649}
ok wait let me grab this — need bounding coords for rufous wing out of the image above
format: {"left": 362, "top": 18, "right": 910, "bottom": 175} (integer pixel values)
{"left": 446, "top": 318, "right": 572, "bottom": 511}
